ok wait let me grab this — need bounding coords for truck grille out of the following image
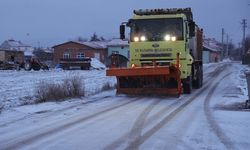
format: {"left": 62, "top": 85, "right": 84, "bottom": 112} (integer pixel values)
{"left": 141, "top": 53, "right": 172, "bottom": 57}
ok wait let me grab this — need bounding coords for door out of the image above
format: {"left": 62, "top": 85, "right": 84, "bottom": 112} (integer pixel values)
{"left": 94, "top": 53, "right": 100, "bottom": 60}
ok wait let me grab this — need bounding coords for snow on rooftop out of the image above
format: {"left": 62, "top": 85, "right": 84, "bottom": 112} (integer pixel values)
{"left": 0, "top": 39, "right": 34, "bottom": 54}
{"left": 0, "top": 39, "right": 31, "bottom": 48}
{"left": 203, "top": 38, "right": 222, "bottom": 52}
{"left": 85, "top": 41, "right": 108, "bottom": 49}
{"left": 73, "top": 41, "right": 108, "bottom": 49}
{"left": 203, "top": 44, "right": 218, "bottom": 52}
{"left": 107, "top": 39, "right": 129, "bottom": 46}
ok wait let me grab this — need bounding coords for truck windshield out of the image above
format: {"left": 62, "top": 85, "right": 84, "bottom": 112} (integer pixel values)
{"left": 130, "top": 18, "right": 184, "bottom": 41}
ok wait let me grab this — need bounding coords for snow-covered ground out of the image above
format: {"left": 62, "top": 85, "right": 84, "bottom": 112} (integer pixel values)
{"left": 205, "top": 62, "right": 250, "bottom": 150}
{"left": 0, "top": 60, "right": 115, "bottom": 110}
{"left": 0, "top": 61, "right": 249, "bottom": 150}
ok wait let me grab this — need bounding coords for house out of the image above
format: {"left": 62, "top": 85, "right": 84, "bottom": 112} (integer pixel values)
{"left": 32, "top": 47, "right": 54, "bottom": 67}
{"left": 107, "top": 39, "right": 129, "bottom": 67}
{"left": 0, "top": 39, "right": 34, "bottom": 59}
{"left": 33, "top": 47, "right": 53, "bottom": 62}
{"left": 53, "top": 41, "right": 107, "bottom": 65}
{"left": 203, "top": 38, "right": 222, "bottom": 63}
{"left": 0, "top": 49, "right": 24, "bottom": 64}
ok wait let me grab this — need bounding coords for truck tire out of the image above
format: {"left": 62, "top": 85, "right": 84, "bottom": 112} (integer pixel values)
{"left": 32, "top": 62, "right": 41, "bottom": 71}
{"left": 201, "top": 66, "right": 203, "bottom": 87}
{"left": 183, "top": 76, "right": 192, "bottom": 94}
{"left": 193, "top": 65, "right": 203, "bottom": 89}
{"left": 41, "top": 65, "right": 49, "bottom": 70}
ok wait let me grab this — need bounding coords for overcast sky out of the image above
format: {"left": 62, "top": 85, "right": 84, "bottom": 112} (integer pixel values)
{"left": 0, "top": 0, "right": 249, "bottom": 47}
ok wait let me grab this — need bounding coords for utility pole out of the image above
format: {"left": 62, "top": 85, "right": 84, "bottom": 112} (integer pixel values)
{"left": 229, "top": 38, "right": 232, "bottom": 58}
{"left": 241, "top": 19, "right": 247, "bottom": 55}
{"left": 221, "top": 28, "right": 225, "bottom": 59}
{"left": 238, "top": 42, "right": 242, "bottom": 59}
{"left": 226, "top": 34, "right": 229, "bottom": 58}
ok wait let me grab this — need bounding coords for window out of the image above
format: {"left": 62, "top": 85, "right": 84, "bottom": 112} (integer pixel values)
{"left": 130, "top": 18, "right": 184, "bottom": 41}
{"left": 63, "top": 52, "right": 70, "bottom": 59}
{"left": 112, "top": 51, "right": 119, "bottom": 54}
{"left": 94, "top": 53, "right": 100, "bottom": 60}
{"left": 77, "top": 53, "right": 85, "bottom": 59}
{"left": 11, "top": 56, "right": 15, "bottom": 62}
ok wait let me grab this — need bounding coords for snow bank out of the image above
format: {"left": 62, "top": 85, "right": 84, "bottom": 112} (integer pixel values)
{"left": 213, "top": 62, "right": 250, "bottom": 106}
{"left": 236, "top": 64, "right": 250, "bottom": 100}
{"left": 90, "top": 58, "right": 106, "bottom": 69}
{"left": 222, "top": 58, "right": 231, "bottom": 62}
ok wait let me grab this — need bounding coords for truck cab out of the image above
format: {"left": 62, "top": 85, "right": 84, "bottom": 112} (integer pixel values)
{"left": 107, "top": 8, "right": 203, "bottom": 96}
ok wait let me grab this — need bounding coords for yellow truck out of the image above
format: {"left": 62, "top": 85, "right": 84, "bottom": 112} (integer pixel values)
{"left": 107, "top": 8, "right": 203, "bottom": 96}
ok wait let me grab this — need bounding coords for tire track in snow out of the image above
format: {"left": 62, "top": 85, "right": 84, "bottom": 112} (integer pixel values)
{"left": 125, "top": 83, "right": 210, "bottom": 149}
{"left": 104, "top": 63, "right": 230, "bottom": 150}
{"left": 103, "top": 96, "right": 188, "bottom": 150}
{"left": 122, "top": 99, "right": 162, "bottom": 150}
{"left": 126, "top": 99, "right": 161, "bottom": 145}
{"left": 0, "top": 94, "right": 118, "bottom": 128}
{"left": 124, "top": 64, "right": 231, "bottom": 149}
{"left": 204, "top": 72, "right": 235, "bottom": 150}
{"left": 0, "top": 98, "right": 140, "bottom": 150}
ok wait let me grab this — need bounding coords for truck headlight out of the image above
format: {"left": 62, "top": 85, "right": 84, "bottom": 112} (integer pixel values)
{"left": 171, "top": 36, "right": 176, "bottom": 41}
{"left": 134, "top": 37, "right": 139, "bottom": 42}
{"left": 140, "top": 36, "right": 146, "bottom": 41}
{"left": 164, "top": 35, "right": 170, "bottom": 41}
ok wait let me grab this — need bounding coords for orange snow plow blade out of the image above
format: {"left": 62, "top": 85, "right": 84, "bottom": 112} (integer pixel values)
{"left": 106, "top": 66, "right": 182, "bottom": 96}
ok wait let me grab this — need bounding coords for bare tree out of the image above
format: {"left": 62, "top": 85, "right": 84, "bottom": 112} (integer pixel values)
{"left": 90, "top": 32, "right": 100, "bottom": 41}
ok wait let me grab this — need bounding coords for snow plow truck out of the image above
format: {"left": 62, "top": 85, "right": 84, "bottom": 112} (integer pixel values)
{"left": 107, "top": 8, "right": 203, "bottom": 96}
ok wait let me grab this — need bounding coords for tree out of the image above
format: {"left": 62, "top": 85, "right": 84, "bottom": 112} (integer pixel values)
{"left": 100, "top": 36, "right": 106, "bottom": 41}
{"left": 90, "top": 32, "right": 100, "bottom": 41}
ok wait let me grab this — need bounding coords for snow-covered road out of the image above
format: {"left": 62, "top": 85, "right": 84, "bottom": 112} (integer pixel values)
{"left": 0, "top": 62, "right": 249, "bottom": 150}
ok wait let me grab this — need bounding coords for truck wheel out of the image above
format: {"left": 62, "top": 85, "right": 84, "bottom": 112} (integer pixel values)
{"left": 24, "top": 62, "right": 32, "bottom": 71}
{"left": 41, "top": 65, "right": 49, "bottom": 70}
{"left": 32, "top": 62, "right": 41, "bottom": 71}
{"left": 193, "top": 65, "right": 203, "bottom": 89}
{"left": 199, "top": 65, "right": 203, "bottom": 87}
{"left": 195, "top": 66, "right": 203, "bottom": 89}
{"left": 183, "top": 76, "right": 192, "bottom": 94}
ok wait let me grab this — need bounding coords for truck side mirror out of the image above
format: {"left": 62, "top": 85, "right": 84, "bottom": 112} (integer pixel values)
{"left": 189, "top": 21, "right": 195, "bottom": 37}
{"left": 120, "top": 25, "right": 125, "bottom": 40}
